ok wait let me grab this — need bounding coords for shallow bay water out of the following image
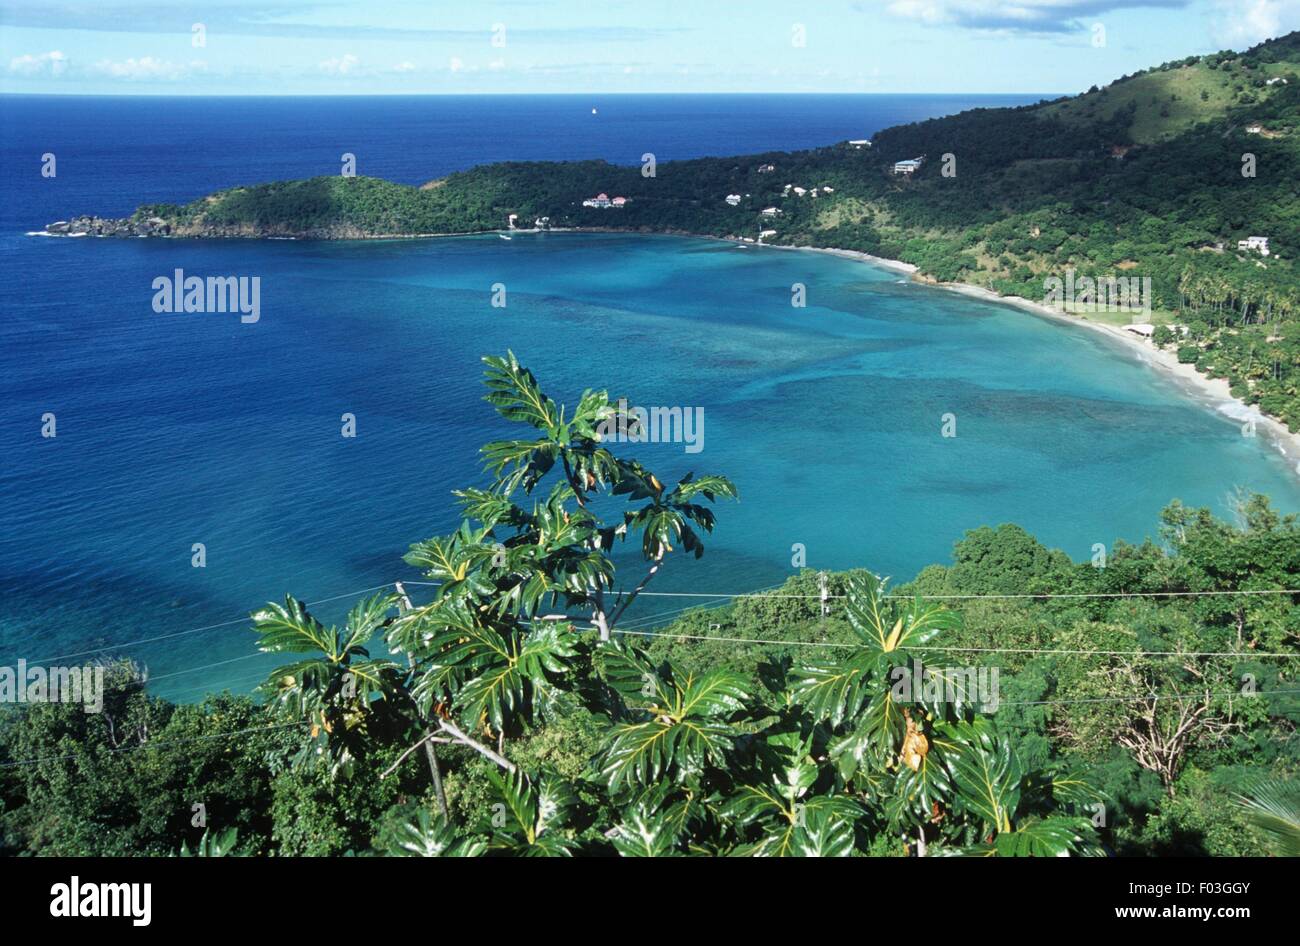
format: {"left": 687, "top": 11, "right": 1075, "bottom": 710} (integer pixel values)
{"left": 3, "top": 231, "right": 1299, "bottom": 700}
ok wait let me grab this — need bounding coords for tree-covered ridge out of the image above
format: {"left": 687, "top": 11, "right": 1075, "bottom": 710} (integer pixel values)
{"left": 110, "top": 32, "right": 1300, "bottom": 425}
{"left": 3, "top": 356, "right": 1297, "bottom": 857}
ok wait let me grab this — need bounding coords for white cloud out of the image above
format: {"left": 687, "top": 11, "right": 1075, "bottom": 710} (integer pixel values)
{"left": 319, "top": 53, "right": 359, "bottom": 75}
{"left": 392, "top": 61, "right": 416, "bottom": 73}
{"left": 882, "top": 0, "right": 1189, "bottom": 33}
{"left": 1212, "top": 0, "right": 1300, "bottom": 47}
{"left": 449, "top": 56, "right": 464, "bottom": 72}
{"left": 90, "top": 57, "right": 199, "bottom": 80}
{"left": 9, "top": 50, "right": 67, "bottom": 76}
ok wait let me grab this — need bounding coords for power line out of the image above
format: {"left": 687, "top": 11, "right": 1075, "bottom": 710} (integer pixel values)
{"left": 23, "top": 581, "right": 400, "bottom": 665}
{"left": 15, "top": 578, "right": 1300, "bottom": 711}
{"left": 610, "top": 627, "right": 1300, "bottom": 659}
{"left": 999, "top": 688, "right": 1300, "bottom": 707}
{"left": 28, "top": 579, "right": 1300, "bottom": 668}
{"left": 629, "top": 588, "right": 1300, "bottom": 601}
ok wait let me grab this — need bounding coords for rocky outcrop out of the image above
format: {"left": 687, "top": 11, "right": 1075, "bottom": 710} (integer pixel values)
{"left": 44, "top": 215, "right": 173, "bottom": 237}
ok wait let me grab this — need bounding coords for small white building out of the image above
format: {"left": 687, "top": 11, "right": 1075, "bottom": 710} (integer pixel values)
{"left": 757, "top": 163, "right": 776, "bottom": 174}
{"left": 822, "top": 186, "right": 834, "bottom": 193}
{"left": 581, "top": 193, "right": 626, "bottom": 209}
{"left": 848, "top": 139, "right": 871, "bottom": 149}
{"left": 1266, "top": 77, "right": 1288, "bottom": 85}
{"left": 792, "top": 186, "right": 807, "bottom": 197}
{"left": 892, "top": 157, "right": 924, "bottom": 176}
{"left": 725, "top": 194, "right": 742, "bottom": 206}
{"left": 1246, "top": 123, "right": 1264, "bottom": 134}
{"left": 760, "top": 207, "right": 783, "bottom": 217}
{"left": 1238, "top": 236, "right": 1271, "bottom": 256}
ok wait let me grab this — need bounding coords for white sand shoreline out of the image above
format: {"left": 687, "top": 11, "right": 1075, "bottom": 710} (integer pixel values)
{"left": 759, "top": 238, "right": 1300, "bottom": 473}
{"left": 573, "top": 232, "right": 1300, "bottom": 472}
{"left": 932, "top": 280, "right": 1300, "bottom": 472}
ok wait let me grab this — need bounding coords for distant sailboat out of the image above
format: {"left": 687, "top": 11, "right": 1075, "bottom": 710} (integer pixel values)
{"left": 592, "top": 107, "right": 598, "bottom": 115}
{"left": 499, "top": 233, "right": 512, "bottom": 240}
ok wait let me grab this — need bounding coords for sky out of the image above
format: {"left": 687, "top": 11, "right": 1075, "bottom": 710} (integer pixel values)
{"left": 2, "top": 0, "right": 1299, "bottom": 95}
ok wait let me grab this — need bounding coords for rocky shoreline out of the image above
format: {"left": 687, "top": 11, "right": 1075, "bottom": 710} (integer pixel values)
{"left": 44, "top": 215, "right": 175, "bottom": 238}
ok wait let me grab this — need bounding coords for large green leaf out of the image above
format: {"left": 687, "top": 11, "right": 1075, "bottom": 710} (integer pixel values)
{"left": 946, "top": 721, "right": 1022, "bottom": 835}
{"left": 386, "top": 810, "right": 488, "bottom": 857}
{"left": 1236, "top": 778, "right": 1300, "bottom": 856}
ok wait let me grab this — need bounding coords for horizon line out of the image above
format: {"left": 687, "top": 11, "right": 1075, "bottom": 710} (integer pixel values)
{"left": 0, "top": 90, "right": 1069, "bottom": 99}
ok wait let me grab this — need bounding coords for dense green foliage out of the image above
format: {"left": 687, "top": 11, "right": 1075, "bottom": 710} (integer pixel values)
{"left": 3, "top": 357, "right": 1297, "bottom": 856}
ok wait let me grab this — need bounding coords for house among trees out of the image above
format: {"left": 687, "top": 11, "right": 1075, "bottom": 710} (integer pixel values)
{"left": 892, "top": 157, "right": 924, "bottom": 175}
{"left": 725, "top": 194, "right": 742, "bottom": 206}
{"left": 1246, "top": 123, "right": 1264, "bottom": 134}
{"left": 848, "top": 139, "right": 871, "bottom": 149}
{"left": 756, "top": 163, "right": 776, "bottom": 174}
{"left": 582, "top": 193, "right": 627, "bottom": 208}
{"left": 760, "top": 207, "right": 783, "bottom": 217}
{"left": 1238, "top": 236, "right": 1271, "bottom": 256}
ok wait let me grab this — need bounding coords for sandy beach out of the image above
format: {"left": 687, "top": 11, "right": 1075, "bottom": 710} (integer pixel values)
{"left": 703, "top": 235, "right": 1300, "bottom": 472}
{"left": 932, "top": 281, "right": 1300, "bottom": 472}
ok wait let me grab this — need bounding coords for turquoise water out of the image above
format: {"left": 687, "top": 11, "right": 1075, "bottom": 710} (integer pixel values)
{"left": 4, "top": 231, "right": 1299, "bottom": 700}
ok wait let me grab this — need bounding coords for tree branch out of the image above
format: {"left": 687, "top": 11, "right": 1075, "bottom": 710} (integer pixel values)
{"left": 380, "top": 730, "right": 454, "bottom": 780}
{"left": 438, "top": 718, "right": 517, "bottom": 773}
{"left": 607, "top": 552, "right": 665, "bottom": 629}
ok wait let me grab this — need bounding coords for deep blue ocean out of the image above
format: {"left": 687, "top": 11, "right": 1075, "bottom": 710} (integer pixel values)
{"left": 4, "top": 94, "right": 1299, "bottom": 701}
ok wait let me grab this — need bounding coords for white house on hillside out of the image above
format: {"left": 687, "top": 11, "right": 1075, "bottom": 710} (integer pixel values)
{"left": 760, "top": 207, "right": 782, "bottom": 217}
{"left": 725, "top": 194, "right": 742, "bottom": 206}
{"left": 1238, "top": 236, "right": 1271, "bottom": 256}
{"left": 892, "top": 157, "right": 924, "bottom": 176}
